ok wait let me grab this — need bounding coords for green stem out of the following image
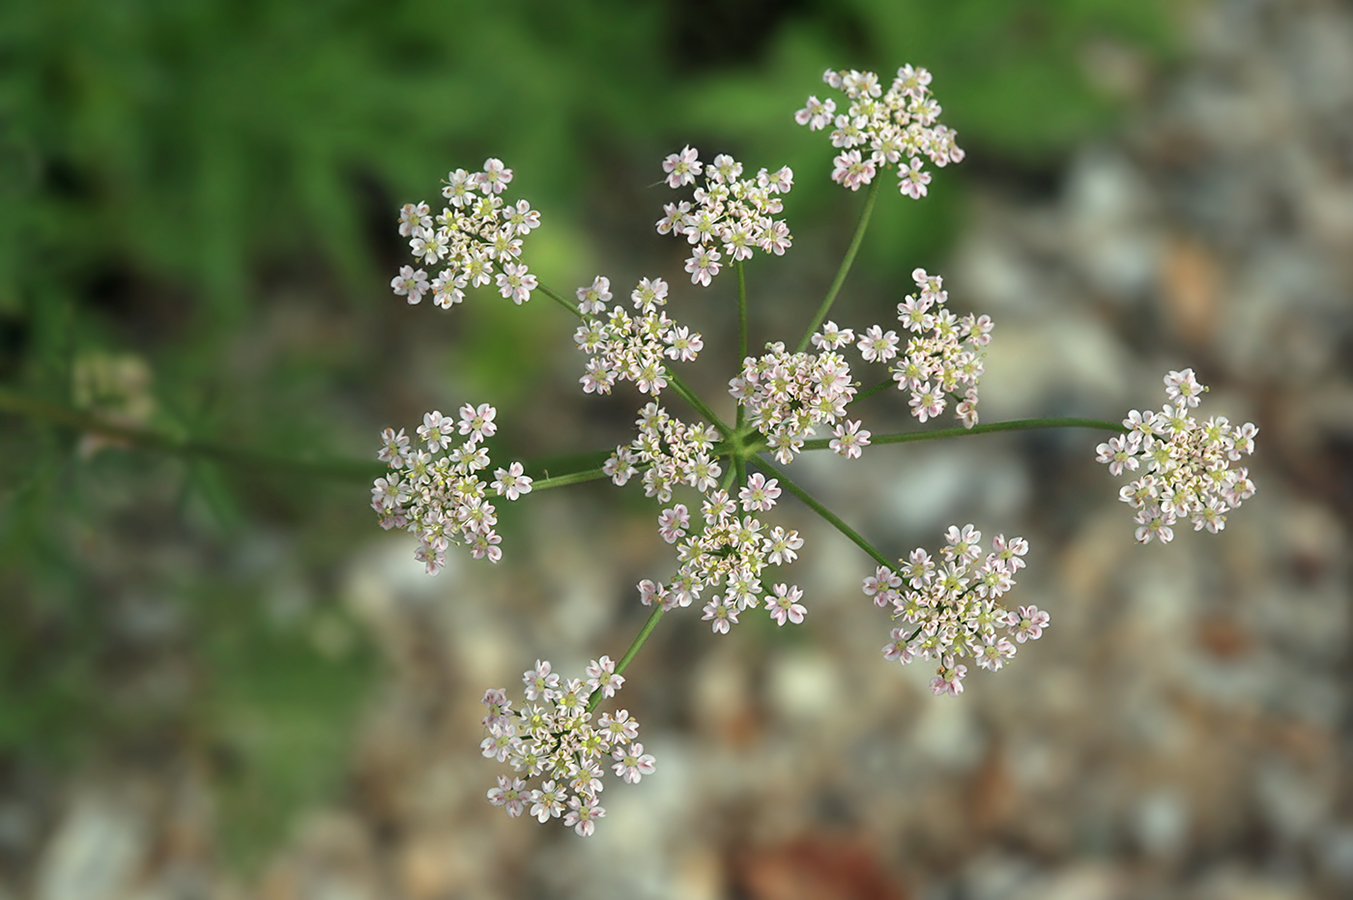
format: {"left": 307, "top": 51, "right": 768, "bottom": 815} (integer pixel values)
{"left": 736, "top": 259, "right": 748, "bottom": 434}
{"left": 521, "top": 449, "right": 611, "bottom": 481}
{"left": 667, "top": 372, "right": 733, "bottom": 438}
{"left": 0, "top": 387, "right": 384, "bottom": 481}
{"left": 536, "top": 283, "right": 581, "bottom": 318}
{"left": 721, "top": 461, "right": 739, "bottom": 492}
{"left": 587, "top": 604, "right": 665, "bottom": 714}
{"left": 795, "top": 178, "right": 881, "bottom": 353}
{"left": 852, "top": 378, "right": 895, "bottom": 404}
{"left": 750, "top": 456, "right": 893, "bottom": 570}
{"left": 0, "top": 386, "right": 636, "bottom": 492}
{"left": 797, "top": 416, "right": 1128, "bottom": 451}
{"left": 530, "top": 465, "right": 613, "bottom": 491}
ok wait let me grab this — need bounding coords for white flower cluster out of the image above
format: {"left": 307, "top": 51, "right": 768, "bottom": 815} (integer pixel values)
{"left": 603, "top": 405, "right": 805, "bottom": 633}
{"left": 884, "top": 268, "right": 991, "bottom": 428}
{"left": 481, "top": 657, "right": 653, "bottom": 837}
{"left": 796, "top": 65, "right": 964, "bottom": 196}
{"left": 604, "top": 402, "right": 722, "bottom": 502}
{"left": 730, "top": 334, "right": 861, "bottom": 464}
{"left": 656, "top": 147, "right": 794, "bottom": 286}
{"left": 572, "top": 276, "right": 703, "bottom": 396}
{"left": 390, "top": 158, "right": 540, "bottom": 308}
{"left": 371, "top": 403, "right": 532, "bottom": 574}
{"left": 1097, "top": 369, "right": 1257, "bottom": 543}
{"left": 863, "top": 525, "right": 1046, "bottom": 696}
{"left": 661, "top": 475, "right": 806, "bottom": 634}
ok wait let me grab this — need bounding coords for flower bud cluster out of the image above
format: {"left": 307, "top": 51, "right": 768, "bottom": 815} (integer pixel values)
{"left": 481, "top": 657, "right": 653, "bottom": 837}
{"left": 371, "top": 403, "right": 531, "bottom": 574}
{"left": 730, "top": 336, "right": 861, "bottom": 464}
{"left": 390, "top": 158, "right": 540, "bottom": 308}
{"left": 882, "top": 268, "right": 990, "bottom": 428}
{"left": 863, "top": 525, "right": 1045, "bottom": 696}
{"left": 796, "top": 65, "right": 964, "bottom": 197}
{"left": 1097, "top": 369, "right": 1257, "bottom": 543}
{"left": 573, "top": 276, "right": 703, "bottom": 396}
{"left": 657, "top": 147, "right": 794, "bottom": 286}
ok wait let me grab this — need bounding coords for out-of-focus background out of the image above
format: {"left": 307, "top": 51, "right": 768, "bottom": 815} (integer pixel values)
{"left": 2, "top": 0, "right": 1351, "bottom": 897}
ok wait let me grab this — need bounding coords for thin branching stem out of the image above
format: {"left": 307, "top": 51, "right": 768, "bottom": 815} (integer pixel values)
{"left": 795, "top": 178, "right": 881, "bottom": 353}
{"left": 797, "top": 416, "right": 1128, "bottom": 451}
{"left": 530, "top": 466, "right": 613, "bottom": 491}
{"left": 750, "top": 455, "right": 893, "bottom": 570}
{"left": 587, "top": 604, "right": 665, "bottom": 714}
{"left": 668, "top": 375, "right": 733, "bottom": 438}
{"left": 736, "top": 259, "right": 748, "bottom": 432}
{"left": 852, "top": 378, "right": 895, "bottom": 403}
{"left": 536, "top": 283, "right": 581, "bottom": 318}
{"left": 0, "top": 387, "right": 384, "bottom": 481}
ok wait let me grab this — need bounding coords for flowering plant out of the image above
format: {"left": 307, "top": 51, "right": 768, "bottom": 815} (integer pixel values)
{"left": 371, "top": 66, "right": 1257, "bottom": 836}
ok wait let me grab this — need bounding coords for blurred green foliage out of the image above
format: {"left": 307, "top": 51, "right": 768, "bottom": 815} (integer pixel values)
{"left": 0, "top": 0, "right": 1176, "bottom": 871}
{"left": 204, "top": 594, "right": 376, "bottom": 869}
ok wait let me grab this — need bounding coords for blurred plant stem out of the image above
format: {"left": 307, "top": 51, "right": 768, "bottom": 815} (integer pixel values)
{"left": 796, "top": 178, "right": 881, "bottom": 353}
{"left": 0, "top": 387, "right": 640, "bottom": 487}
{"left": 800, "top": 416, "right": 1128, "bottom": 451}
{"left": 0, "top": 386, "right": 383, "bottom": 481}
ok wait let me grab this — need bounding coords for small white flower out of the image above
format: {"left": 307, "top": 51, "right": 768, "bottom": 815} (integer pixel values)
{"left": 492, "top": 461, "right": 533, "bottom": 501}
